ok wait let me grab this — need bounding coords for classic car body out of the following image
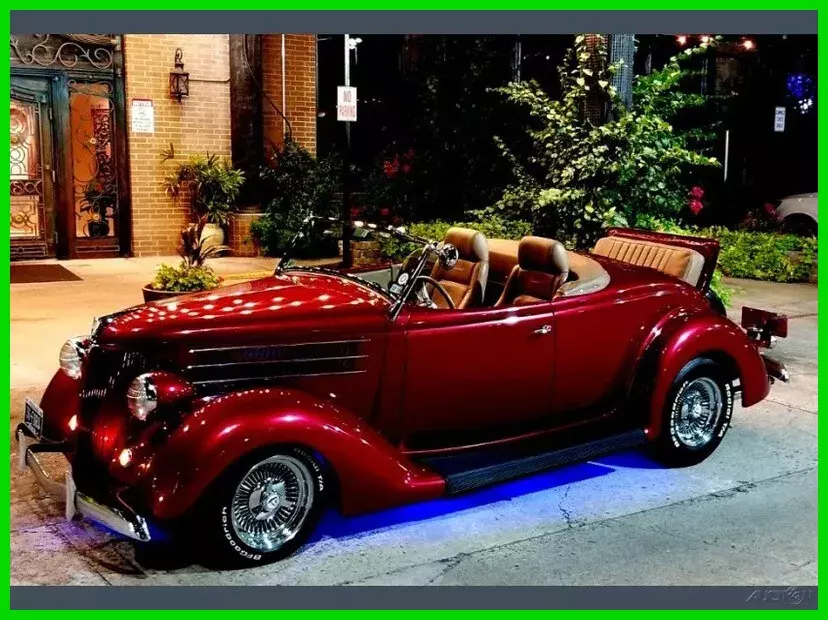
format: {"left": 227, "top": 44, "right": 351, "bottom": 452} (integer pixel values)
{"left": 17, "top": 221, "right": 788, "bottom": 565}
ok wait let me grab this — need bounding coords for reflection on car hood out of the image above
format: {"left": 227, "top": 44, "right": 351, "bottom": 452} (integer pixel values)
{"left": 97, "top": 270, "right": 390, "bottom": 343}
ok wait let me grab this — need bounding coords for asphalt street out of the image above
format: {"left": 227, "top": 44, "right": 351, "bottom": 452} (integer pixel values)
{"left": 9, "top": 261, "right": 817, "bottom": 586}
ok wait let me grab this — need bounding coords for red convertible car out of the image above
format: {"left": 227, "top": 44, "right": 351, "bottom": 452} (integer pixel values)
{"left": 16, "top": 218, "right": 788, "bottom": 566}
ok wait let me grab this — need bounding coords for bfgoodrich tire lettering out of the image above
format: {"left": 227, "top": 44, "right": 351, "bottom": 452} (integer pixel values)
{"left": 654, "top": 358, "right": 734, "bottom": 467}
{"left": 199, "top": 446, "right": 326, "bottom": 568}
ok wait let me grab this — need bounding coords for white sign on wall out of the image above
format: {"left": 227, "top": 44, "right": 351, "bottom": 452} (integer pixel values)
{"left": 337, "top": 86, "right": 357, "bottom": 122}
{"left": 131, "top": 99, "right": 155, "bottom": 133}
{"left": 773, "top": 106, "right": 786, "bottom": 133}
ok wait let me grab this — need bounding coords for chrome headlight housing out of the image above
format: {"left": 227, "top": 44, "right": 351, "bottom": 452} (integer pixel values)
{"left": 127, "top": 373, "right": 158, "bottom": 421}
{"left": 59, "top": 338, "right": 88, "bottom": 380}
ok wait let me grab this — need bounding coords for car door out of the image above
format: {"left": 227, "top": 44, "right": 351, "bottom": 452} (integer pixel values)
{"left": 399, "top": 303, "right": 556, "bottom": 446}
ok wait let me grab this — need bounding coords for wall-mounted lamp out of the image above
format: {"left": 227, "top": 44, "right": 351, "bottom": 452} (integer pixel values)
{"left": 169, "top": 48, "right": 190, "bottom": 102}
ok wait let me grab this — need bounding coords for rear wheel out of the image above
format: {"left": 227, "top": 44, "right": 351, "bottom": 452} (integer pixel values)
{"left": 782, "top": 214, "right": 817, "bottom": 238}
{"left": 652, "top": 358, "right": 734, "bottom": 467}
{"left": 198, "top": 447, "right": 326, "bottom": 567}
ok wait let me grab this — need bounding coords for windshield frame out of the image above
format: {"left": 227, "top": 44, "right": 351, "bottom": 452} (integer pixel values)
{"left": 275, "top": 215, "right": 440, "bottom": 320}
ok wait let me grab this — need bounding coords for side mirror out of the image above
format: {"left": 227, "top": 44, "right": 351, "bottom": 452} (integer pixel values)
{"left": 439, "top": 243, "right": 459, "bottom": 270}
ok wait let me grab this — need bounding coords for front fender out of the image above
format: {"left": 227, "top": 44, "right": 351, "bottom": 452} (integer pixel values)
{"left": 644, "top": 311, "right": 770, "bottom": 440}
{"left": 142, "top": 388, "right": 445, "bottom": 520}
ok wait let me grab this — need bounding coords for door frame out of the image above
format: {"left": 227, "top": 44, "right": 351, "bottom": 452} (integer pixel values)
{"left": 10, "top": 75, "right": 58, "bottom": 258}
{"left": 11, "top": 60, "right": 132, "bottom": 259}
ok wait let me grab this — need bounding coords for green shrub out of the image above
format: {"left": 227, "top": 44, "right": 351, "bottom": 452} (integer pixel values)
{"left": 149, "top": 263, "right": 222, "bottom": 293}
{"left": 712, "top": 228, "right": 818, "bottom": 283}
{"left": 484, "top": 36, "right": 719, "bottom": 248}
{"left": 250, "top": 139, "right": 340, "bottom": 256}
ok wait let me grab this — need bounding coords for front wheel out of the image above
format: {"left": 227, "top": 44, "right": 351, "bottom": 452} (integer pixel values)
{"left": 652, "top": 358, "right": 735, "bottom": 467}
{"left": 198, "top": 447, "right": 327, "bottom": 567}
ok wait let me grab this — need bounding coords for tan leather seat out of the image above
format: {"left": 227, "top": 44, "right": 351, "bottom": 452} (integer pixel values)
{"left": 592, "top": 236, "right": 704, "bottom": 286}
{"left": 495, "top": 236, "right": 569, "bottom": 306}
{"left": 428, "top": 227, "right": 489, "bottom": 309}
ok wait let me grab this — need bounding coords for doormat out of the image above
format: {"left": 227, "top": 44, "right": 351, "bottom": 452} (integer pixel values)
{"left": 11, "top": 264, "right": 83, "bottom": 284}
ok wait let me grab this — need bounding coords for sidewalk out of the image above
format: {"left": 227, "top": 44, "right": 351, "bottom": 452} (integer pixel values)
{"left": 9, "top": 255, "right": 331, "bottom": 390}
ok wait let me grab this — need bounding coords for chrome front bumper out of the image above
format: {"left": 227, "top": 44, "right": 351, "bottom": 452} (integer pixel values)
{"left": 15, "top": 425, "right": 151, "bottom": 542}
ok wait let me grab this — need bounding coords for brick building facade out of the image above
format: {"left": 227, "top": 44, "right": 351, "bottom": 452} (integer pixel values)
{"left": 10, "top": 33, "right": 317, "bottom": 260}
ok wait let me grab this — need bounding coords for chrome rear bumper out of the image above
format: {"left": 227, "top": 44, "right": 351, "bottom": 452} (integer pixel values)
{"left": 762, "top": 354, "right": 790, "bottom": 384}
{"left": 15, "top": 425, "right": 151, "bottom": 542}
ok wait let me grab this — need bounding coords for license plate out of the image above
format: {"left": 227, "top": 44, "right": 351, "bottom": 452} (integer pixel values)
{"left": 24, "top": 398, "right": 44, "bottom": 438}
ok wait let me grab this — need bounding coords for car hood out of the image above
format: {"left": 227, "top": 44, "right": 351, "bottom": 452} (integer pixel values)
{"left": 97, "top": 270, "right": 391, "bottom": 344}
{"left": 780, "top": 192, "right": 817, "bottom": 201}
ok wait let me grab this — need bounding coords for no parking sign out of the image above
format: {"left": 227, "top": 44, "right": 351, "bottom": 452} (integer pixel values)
{"left": 337, "top": 86, "right": 357, "bottom": 122}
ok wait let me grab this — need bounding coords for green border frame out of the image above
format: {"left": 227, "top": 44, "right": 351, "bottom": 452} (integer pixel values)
{"left": 3, "top": 7, "right": 823, "bottom": 613}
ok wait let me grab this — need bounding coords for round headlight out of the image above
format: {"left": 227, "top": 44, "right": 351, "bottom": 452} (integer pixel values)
{"left": 59, "top": 339, "right": 85, "bottom": 379}
{"left": 127, "top": 374, "right": 158, "bottom": 421}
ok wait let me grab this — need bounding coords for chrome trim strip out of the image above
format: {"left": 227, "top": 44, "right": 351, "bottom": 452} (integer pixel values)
{"left": 192, "top": 369, "right": 367, "bottom": 386}
{"left": 188, "top": 339, "right": 367, "bottom": 354}
{"left": 186, "top": 354, "right": 368, "bottom": 370}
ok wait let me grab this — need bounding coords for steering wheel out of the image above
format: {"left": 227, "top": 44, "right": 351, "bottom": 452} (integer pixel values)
{"left": 413, "top": 275, "right": 456, "bottom": 310}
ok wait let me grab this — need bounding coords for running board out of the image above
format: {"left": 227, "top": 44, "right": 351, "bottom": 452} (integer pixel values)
{"left": 427, "top": 429, "right": 647, "bottom": 495}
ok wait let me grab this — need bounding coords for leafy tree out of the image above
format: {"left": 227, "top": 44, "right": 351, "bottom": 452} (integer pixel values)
{"left": 250, "top": 139, "right": 341, "bottom": 255}
{"left": 367, "top": 36, "right": 523, "bottom": 222}
{"left": 481, "top": 35, "right": 720, "bottom": 248}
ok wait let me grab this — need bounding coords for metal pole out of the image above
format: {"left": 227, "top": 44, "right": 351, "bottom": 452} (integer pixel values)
{"left": 341, "top": 34, "right": 353, "bottom": 268}
{"left": 723, "top": 129, "right": 730, "bottom": 182}
{"left": 281, "top": 34, "right": 287, "bottom": 138}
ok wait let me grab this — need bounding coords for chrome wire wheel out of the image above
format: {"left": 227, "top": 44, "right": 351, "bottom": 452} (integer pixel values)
{"left": 674, "top": 377, "right": 724, "bottom": 448}
{"left": 230, "top": 454, "right": 315, "bottom": 553}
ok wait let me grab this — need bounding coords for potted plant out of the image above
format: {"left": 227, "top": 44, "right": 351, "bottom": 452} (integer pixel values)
{"left": 161, "top": 153, "right": 245, "bottom": 250}
{"left": 79, "top": 180, "right": 117, "bottom": 238}
{"left": 142, "top": 218, "right": 229, "bottom": 302}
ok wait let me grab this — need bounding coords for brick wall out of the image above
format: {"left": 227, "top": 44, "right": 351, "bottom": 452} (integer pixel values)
{"left": 124, "top": 34, "right": 232, "bottom": 256}
{"left": 262, "top": 34, "right": 317, "bottom": 155}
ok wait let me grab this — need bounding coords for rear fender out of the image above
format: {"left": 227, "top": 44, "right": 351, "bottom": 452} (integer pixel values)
{"left": 144, "top": 388, "right": 445, "bottom": 520}
{"left": 636, "top": 311, "right": 770, "bottom": 440}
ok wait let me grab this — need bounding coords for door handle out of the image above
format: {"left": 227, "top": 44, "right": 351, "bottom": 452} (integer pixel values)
{"left": 533, "top": 324, "right": 552, "bottom": 335}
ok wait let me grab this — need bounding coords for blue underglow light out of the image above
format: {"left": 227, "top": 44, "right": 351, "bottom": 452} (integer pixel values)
{"left": 310, "top": 450, "right": 663, "bottom": 543}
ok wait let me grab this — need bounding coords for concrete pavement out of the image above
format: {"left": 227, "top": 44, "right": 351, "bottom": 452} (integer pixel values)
{"left": 9, "top": 264, "right": 818, "bottom": 586}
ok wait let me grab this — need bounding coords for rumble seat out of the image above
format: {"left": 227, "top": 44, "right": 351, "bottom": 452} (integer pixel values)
{"left": 592, "top": 236, "right": 704, "bottom": 286}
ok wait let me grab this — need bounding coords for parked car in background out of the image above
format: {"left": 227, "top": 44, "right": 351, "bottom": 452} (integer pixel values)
{"left": 776, "top": 192, "right": 818, "bottom": 236}
{"left": 17, "top": 218, "right": 789, "bottom": 567}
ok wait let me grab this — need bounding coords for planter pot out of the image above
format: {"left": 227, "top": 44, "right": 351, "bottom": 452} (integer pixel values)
{"left": 338, "top": 239, "right": 383, "bottom": 268}
{"left": 200, "top": 222, "right": 226, "bottom": 251}
{"left": 141, "top": 287, "right": 191, "bottom": 303}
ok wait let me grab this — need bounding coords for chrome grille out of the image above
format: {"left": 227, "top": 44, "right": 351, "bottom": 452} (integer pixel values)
{"left": 79, "top": 346, "right": 148, "bottom": 464}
